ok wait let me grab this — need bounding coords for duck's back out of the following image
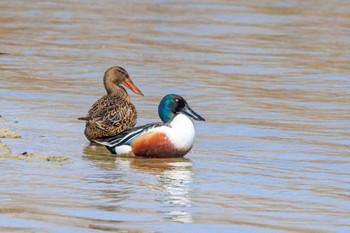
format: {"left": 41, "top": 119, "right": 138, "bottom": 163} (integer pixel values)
{"left": 84, "top": 94, "right": 137, "bottom": 141}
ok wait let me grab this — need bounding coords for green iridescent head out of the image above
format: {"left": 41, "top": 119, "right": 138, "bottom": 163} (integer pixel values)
{"left": 158, "top": 94, "right": 205, "bottom": 123}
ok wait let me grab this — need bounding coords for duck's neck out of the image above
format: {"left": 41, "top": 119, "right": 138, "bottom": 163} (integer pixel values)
{"left": 104, "top": 79, "right": 129, "bottom": 98}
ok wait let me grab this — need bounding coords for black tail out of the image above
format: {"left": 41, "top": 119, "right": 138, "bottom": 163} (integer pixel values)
{"left": 105, "top": 146, "right": 116, "bottom": 154}
{"left": 78, "top": 117, "right": 91, "bottom": 121}
{"left": 92, "top": 138, "right": 116, "bottom": 154}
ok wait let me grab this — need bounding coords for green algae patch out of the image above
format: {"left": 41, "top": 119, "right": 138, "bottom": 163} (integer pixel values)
{"left": 0, "top": 128, "right": 21, "bottom": 138}
{"left": 21, "top": 152, "right": 70, "bottom": 163}
{"left": 46, "top": 156, "right": 70, "bottom": 162}
{"left": 0, "top": 154, "right": 30, "bottom": 161}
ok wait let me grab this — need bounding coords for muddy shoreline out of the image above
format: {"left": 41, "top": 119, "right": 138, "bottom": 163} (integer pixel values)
{"left": 0, "top": 128, "right": 69, "bottom": 162}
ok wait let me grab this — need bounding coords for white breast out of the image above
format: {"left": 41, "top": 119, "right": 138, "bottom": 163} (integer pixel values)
{"left": 159, "top": 113, "right": 196, "bottom": 150}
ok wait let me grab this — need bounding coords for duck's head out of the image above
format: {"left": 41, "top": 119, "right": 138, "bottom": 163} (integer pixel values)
{"left": 104, "top": 66, "right": 143, "bottom": 96}
{"left": 158, "top": 94, "right": 205, "bottom": 123}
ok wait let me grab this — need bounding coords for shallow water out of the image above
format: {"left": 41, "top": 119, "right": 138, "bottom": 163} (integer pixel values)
{"left": 1, "top": 0, "right": 350, "bottom": 232}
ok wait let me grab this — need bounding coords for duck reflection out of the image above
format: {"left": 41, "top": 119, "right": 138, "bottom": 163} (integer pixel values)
{"left": 83, "top": 144, "right": 118, "bottom": 170}
{"left": 83, "top": 144, "right": 194, "bottom": 223}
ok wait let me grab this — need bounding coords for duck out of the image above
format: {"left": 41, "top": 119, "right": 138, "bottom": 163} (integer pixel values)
{"left": 93, "top": 94, "right": 205, "bottom": 158}
{"left": 78, "top": 66, "right": 144, "bottom": 142}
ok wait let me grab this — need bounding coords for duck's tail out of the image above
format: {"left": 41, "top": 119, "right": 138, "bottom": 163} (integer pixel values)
{"left": 77, "top": 117, "right": 91, "bottom": 121}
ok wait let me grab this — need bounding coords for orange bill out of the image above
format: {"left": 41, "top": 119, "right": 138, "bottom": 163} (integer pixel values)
{"left": 122, "top": 78, "right": 144, "bottom": 96}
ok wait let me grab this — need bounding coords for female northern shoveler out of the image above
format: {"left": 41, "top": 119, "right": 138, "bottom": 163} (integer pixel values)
{"left": 78, "top": 66, "right": 143, "bottom": 142}
{"left": 93, "top": 94, "right": 205, "bottom": 158}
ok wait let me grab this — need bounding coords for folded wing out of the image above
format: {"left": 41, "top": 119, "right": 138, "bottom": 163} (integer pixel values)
{"left": 93, "top": 122, "right": 165, "bottom": 147}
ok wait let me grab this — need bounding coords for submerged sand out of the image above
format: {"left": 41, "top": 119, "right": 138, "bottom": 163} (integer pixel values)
{"left": 0, "top": 128, "right": 21, "bottom": 138}
{"left": 0, "top": 129, "right": 69, "bottom": 162}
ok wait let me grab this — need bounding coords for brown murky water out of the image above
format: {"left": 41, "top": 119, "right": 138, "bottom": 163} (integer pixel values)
{"left": 1, "top": 0, "right": 350, "bottom": 232}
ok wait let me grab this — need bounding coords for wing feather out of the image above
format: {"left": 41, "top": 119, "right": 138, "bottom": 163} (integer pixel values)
{"left": 94, "top": 122, "right": 165, "bottom": 147}
{"left": 84, "top": 94, "right": 137, "bottom": 135}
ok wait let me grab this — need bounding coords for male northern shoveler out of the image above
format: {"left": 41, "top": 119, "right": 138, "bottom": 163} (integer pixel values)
{"left": 78, "top": 66, "right": 143, "bottom": 142}
{"left": 93, "top": 94, "right": 205, "bottom": 158}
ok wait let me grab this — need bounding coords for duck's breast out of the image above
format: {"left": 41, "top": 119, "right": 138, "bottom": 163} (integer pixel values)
{"left": 131, "top": 129, "right": 191, "bottom": 158}
{"left": 165, "top": 114, "right": 196, "bottom": 150}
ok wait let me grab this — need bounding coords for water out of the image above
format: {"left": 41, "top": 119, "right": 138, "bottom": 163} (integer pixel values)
{"left": 1, "top": 0, "right": 350, "bottom": 232}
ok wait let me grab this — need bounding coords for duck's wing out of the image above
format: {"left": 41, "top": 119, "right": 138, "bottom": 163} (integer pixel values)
{"left": 86, "top": 95, "right": 137, "bottom": 131}
{"left": 93, "top": 122, "right": 165, "bottom": 147}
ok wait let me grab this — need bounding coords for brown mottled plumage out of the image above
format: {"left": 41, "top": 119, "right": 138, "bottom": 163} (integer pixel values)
{"left": 79, "top": 66, "right": 143, "bottom": 142}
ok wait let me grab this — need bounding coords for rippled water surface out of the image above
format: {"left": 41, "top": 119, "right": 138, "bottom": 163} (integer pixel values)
{"left": 1, "top": 0, "right": 350, "bottom": 232}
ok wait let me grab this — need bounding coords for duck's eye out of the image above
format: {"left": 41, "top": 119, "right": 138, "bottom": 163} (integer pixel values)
{"left": 175, "top": 98, "right": 179, "bottom": 103}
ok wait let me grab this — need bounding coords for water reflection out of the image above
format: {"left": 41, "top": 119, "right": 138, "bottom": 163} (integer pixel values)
{"left": 129, "top": 158, "right": 194, "bottom": 223}
{"left": 83, "top": 144, "right": 117, "bottom": 169}
{"left": 83, "top": 145, "right": 193, "bottom": 223}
